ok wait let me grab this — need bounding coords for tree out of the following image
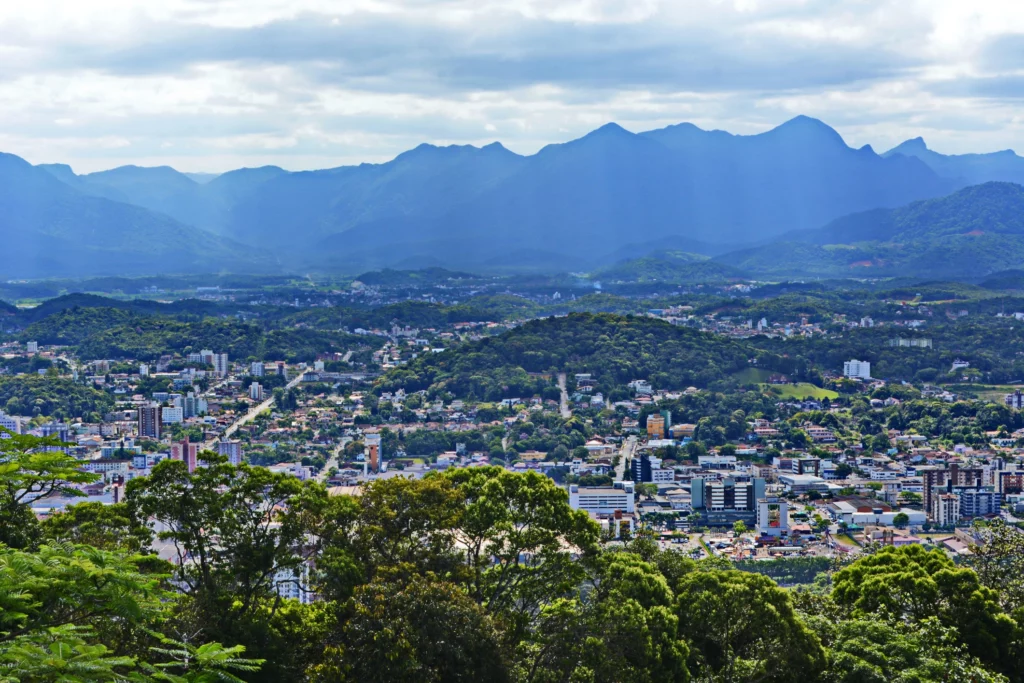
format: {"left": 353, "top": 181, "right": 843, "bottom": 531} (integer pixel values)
{"left": 831, "top": 545, "right": 1016, "bottom": 673}
{"left": 520, "top": 553, "right": 690, "bottom": 683}
{"left": 732, "top": 520, "right": 748, "bottom": 536}
{"left": 964, "top": 519, "right": 1024, "bottom": 613}
{"left": 675, "top": 569, "right": 825, "bottom": 682}
{"left": 440, "top": 468, "right": 601, "bottom": 629}
{"left": 145, "top": 636, "right": 265, "bottom": 683}
{"left": 636, "top": 483, "right": 659, "bottom": 500}
{"left": 318, "top": 578, "right": 508, "bottom": 683}
{"left": 41, "top": 501, "right": 153, "bottom": 553}
{"left": 0, "top": 431, "right": 98, "bottom": 548}
{"left": 825, "top": 615, "right": 1008, "bottom": 683}
{"left": 0, "top": 625, "right": 139, "bottom": 683}
{"left": 892, "top": 512, "right": 910, "bottom": 529}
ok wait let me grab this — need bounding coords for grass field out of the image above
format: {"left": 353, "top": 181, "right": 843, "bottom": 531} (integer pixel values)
{"left": 944, "top": 383, "right": 1022, "bottom": 403}
{"left": 759, "top": 383, "right": 839, "bottom": 400}
{"left": 733, "top": 367, "right": 774, "bottom": 384}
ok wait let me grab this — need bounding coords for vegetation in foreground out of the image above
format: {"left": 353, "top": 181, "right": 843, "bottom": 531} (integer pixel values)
{"left": 2, "top": 431, "right": 1024, "bottom": 682}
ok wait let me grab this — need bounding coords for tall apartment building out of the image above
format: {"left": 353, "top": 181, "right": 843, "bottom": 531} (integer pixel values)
{"left": 631, "top": 453, "right": 675, "bottom": 483}
{"left": 138, "top": 403, "right": 161, "bottom": 439}
{"left": 922, "top": 464, "right": 985, "bottom": 511}
{"left": 249, "top": 382, "right": 263, "bottom": 401}
{"left": 213, "top": 353, "right": 229, "bottom": 378}
{"left": 26, "top": 341, "right": 38, "bottom": 354}
{"left": 170, "top": 440, "right": 201, "bottom": 473}
{"left": 958, "top": 488, "right": 1003, "bottom": 518}
{"left": 843, "top": 359, "right": 871, "bottom": 380}
{"left": 646, "top": 414, "right": 665, "bottom": 439}
{"left": 1006, "top": 391, "right": 1024, "bottom": 410}
{"left": 251, "top": 361, "right": 264, "bottom": 377}
{"left": 932, "top": 493, "right": 960, "bottom": 527}
{"left": 217, "top": 440, "right": 243, "bottom": 466}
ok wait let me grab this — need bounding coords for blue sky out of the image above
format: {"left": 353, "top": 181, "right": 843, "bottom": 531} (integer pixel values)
{"left": 3, "top": 0, "right": 1024, "bottom": 172}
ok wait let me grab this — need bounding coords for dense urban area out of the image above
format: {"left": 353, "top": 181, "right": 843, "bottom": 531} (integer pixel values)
{"left": 2, "top": 270, "right": 1024, "bottom": 681}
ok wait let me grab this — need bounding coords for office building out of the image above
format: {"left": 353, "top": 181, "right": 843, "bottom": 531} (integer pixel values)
{"left": 631, "top": 453, "right": 675, "bottom": 483}
{"left": 843, "top": 359, "right": 871, "bottom": 380}
{"left": 138, "top": 403, "right": 161, "bottom": 439}
{"left": 217, "top": 440, "right": 243, "bottom": 466}
{"left": 691, "top": 477, "right": 765, "bottom": 526}
{"left": 569, "top": 481, "right": 635, "bottom": 515}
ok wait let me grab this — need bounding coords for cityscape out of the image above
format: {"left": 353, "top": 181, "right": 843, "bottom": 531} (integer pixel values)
{"left": 5, "top": 2, "right": 1024, "bottom": 682}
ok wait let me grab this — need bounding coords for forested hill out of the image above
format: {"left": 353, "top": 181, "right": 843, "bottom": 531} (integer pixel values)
{"left": 375, "top": 313, "right": 756, "bottom": 400}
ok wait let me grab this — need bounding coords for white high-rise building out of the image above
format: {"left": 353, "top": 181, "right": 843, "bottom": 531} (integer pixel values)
{"left": 843, "top": 359, "right": 871, "bottom": 380}
{"left": 26, "top": 341, "right": 38, "bottom": 354}
{"left": 139, "top": 363, "right": 150, "bottom": 377}
{"left": 213, "top": 353, "right": 229, "bottom": 378}
{"left": 251, "top": 361, "right": 264, "bottom": 377}
{"left": 0, "top": 411, "right": 22, "bottom": 438}
{"left": 161, "top": 406, "right": 184, "bottom": 424}
{"left": 249, "top": 382, "right": 263, "bottom": 401}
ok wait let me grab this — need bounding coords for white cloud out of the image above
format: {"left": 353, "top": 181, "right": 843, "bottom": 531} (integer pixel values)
{"left": 3, "top": 0, "right": 1024, "bottom": 171}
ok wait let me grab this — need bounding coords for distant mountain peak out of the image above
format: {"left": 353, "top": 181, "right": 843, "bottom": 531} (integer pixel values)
{"left": 590, "top": 122, "right": 632, "bottom": 135}
{"left": 766, "top": 115, "right": 846, "bottom": 145}
{"left": 885, "top": 137, "right": 930, "bottom": 157}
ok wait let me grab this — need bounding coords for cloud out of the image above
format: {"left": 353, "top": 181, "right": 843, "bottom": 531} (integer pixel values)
{"left": 2, "top": 0, "right": 1024, "bottom": 171}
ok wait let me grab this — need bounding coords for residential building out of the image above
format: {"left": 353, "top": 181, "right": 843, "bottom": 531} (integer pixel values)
{"left": 0, "top": 411, "right": 22, "bottom": 437}
{"left": 170, "top": 440, "right": 201, "bottom": 473}
{"left": 249, "top": 382, "right": 264, "bottom": 401}
{"left": 932, "top": 493, "right": 960, "bottom": 527}
{"left": 217, "top": 440, "right": 244, "bottom": 466}
{"left": 922, "top": 465, "right": 985, "bottom": 511}
{"left": 631, "top": 453, "right": 674, "bottom": 483}
{"left": 138, "top": 403, "right": 161, "bottom": 439}
{"left": 958, "top": 487, "right": 1003, "bottom": 518}
{"left": 251, "top": 361, "right": 264, "bottom": 377}
{"left": 1006, "top": 391, "right": 1024, "bottom": 410}
{"left": 843, "top": 359, "right": 871, "bottom": 380}
{"left": 161, "top": 406, "right": 184, "bottom": 424}
{"left": 646, "top": 414, "right": 665, "bottom": 439}
{"left": 213, "top": 353, "right": 229, "bottom": 378}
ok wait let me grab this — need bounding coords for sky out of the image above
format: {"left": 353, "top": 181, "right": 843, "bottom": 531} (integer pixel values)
{"left": 4, "top": 0, "right": 1024, "bottom": 173}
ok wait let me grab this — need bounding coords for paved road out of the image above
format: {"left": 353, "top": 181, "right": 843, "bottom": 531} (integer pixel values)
{"left": 615, "top": 435, "right": 636, "bottom": 481}
{"left": 317, "top": 437, "right": 350, "bottom": 483}
{"left": 557, "top": 373, "right": 571, "bottom": 418}
{"left": 204, "top": 372, "right": 302, "bottom": 449}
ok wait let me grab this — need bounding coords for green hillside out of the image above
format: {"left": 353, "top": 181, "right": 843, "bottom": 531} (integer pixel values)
{"left": 719, "top": 182, "right": 1024, "bottom": 278}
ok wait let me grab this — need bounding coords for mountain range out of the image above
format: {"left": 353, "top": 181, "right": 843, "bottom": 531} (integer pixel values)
{"left": 7, "top": 117, "right": 1024, "bottom": 278}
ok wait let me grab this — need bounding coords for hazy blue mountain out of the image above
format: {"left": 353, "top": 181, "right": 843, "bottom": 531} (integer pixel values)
{"left": 1, "top": 152, "right": 263, "bottom": 278}
{"left": 184, "top": 172, "right": 220, "bottom": 184}
{"left": 226, "top": 142, "right": 525, "bottom": 246}
{"left": 884, "top": 137, "right": 1024, "bottom": 185}
{"left": 14, "top": 116, "right": 967, "bottom": 275}
{"left": 595, "top": 253, "right": 743, "bottom": 283}
{"left": 304, "top": 117, "right": 952, "bottom": 270}
{"left": 717, "top": 182, "right": 1024, "bottom": 278}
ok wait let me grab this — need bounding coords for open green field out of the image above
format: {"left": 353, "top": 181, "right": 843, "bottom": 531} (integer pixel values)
{"left": 733, "top": 367, "right": 774, "bottom": 384}
{"left": 759, "top": 383, "right": 839, "bottom": 400}
{"left": 944, "top": 383, "right": 1022, "bottom": 403}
